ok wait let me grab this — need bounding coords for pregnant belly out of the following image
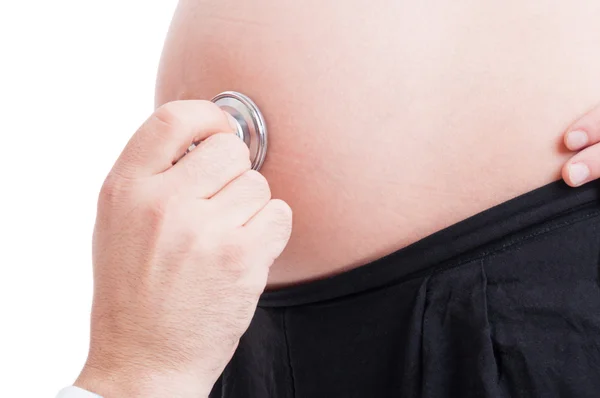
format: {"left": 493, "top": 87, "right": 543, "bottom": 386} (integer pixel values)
{"left": 156, "top": 0, "right": 600, "bottom": 287}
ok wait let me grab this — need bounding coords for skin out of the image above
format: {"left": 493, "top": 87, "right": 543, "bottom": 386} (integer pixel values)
{"left": 563, "top": 105, "right": 600, "bottom": 186}
{"left": 74, "top": 101, "right": 292, "bottom": 397}
{"left": 156, "top": 0, "right": 600, "bottom": 287}
{"left": 70, "top": 103, "right": 600, "bottom": 397}
{"left": 70, "top": 1, "right": 600, "bottom": 396}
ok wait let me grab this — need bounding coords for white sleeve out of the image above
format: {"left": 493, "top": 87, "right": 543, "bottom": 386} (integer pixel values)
{"left": 55, "top": 386, "right": 102, "bottom": 398}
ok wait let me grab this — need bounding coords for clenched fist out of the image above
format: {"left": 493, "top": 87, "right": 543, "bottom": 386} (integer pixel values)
{"left": 74, "top": 100, "right": 292, "bottom": 398}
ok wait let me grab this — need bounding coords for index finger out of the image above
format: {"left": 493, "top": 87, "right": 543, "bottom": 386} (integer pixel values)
{"left": 111, "top": 100, "right": 234, "bottom": 179}
{"left": 564, "top": 102, "right": 600, "bottom": 151}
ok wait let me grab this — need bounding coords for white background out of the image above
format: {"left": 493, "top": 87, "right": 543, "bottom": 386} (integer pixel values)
{"left": 0, "top": 1, "right": 178, "bottom": 395}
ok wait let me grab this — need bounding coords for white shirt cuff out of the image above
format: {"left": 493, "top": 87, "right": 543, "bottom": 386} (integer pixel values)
{"left": 55, "top": 386, "right": 102, "bottom": 398}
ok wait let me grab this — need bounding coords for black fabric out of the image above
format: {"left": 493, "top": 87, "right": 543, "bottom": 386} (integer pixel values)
{"left": 210, "top": 180, "right": 600, "bottom": 398}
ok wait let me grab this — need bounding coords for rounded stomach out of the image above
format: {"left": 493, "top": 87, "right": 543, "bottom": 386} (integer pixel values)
{"left": 156, "top": 0, "right": 600, "bottom": 287}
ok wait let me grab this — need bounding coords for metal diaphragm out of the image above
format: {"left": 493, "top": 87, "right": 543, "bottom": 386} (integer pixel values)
{"left": 211, "top": 91, "right": 268, "bottom": 171}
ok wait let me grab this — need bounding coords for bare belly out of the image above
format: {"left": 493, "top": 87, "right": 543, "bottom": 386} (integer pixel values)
{"left": 156, "top": 0, "right": 600, "bottom": 287}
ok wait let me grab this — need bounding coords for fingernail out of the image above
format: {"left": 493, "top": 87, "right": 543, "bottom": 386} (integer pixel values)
{"left": 568, "top": 162, "right": 590, "bottom": 186}
{"left": 566, "top": 130, "right": 589, "bottom": 150}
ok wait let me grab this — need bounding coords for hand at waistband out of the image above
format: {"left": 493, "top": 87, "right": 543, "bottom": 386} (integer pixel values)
{"left": 563, "top": 103, "right": 600, "bottom": 187}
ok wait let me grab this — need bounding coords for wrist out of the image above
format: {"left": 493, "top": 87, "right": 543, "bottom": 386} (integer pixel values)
{"left": 75, "top": 362, "right": 212, "bottom": 398}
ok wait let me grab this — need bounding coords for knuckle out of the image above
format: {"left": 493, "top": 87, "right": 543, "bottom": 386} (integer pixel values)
{"left": 204, "top": 131, "right": 237, "bottom": 147}
{"left": 243, "top": 170, "right": 271, "bottom": 198}
{"left": 98, "top": 174, "right": 129, "bottom": 207}
{"left": 206, "top": 133, "right": 251, "bottom": 164}
{"left": 245, "top": 169, "right": 268, "bottom": 184}
{"left": 188, "top": 134, "right": 251, "bottom": 181}
{"left": 141, "top": 192, "right": 171, "bottom": 223}
{"left": 269, "top": 199, "right": 293, "bottom": 222}
{"left": 216, "top": 239, "right": 250, "bottom": 273}
{"left": 192, "top": 235, "right": 220, "bottom": 258}
{"left": 242, "top": 267, "right": 270, "bottom": 295}
{"left": 229, "top": 136, "right": 251, "bottom": 161}
{"left": 268, "top": 199, "right": 293, "bottom": 237}
{"left": 152, "top": 101, "right": 182, "bottom": 133}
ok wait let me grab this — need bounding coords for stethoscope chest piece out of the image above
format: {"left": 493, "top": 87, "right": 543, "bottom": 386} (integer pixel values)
{"left": 211, "top": 91, "right": 268, "bottom": 171}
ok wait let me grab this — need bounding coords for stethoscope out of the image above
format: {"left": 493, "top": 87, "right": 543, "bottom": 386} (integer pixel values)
{"left": 212, "top": 91, "right": 267, "bottom": 171}
{"left": 183, "top": 91, "right": 268, "bottom": 171}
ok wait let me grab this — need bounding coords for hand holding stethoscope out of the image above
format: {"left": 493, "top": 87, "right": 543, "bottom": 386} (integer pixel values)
{"left": 178, "top": 91, "right": 268, "bottom": 171}
{"left": 72, "top": 93, "right": 291, "bottom": 397}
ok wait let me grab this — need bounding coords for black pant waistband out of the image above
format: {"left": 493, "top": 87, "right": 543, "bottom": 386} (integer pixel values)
{"left": 259, "top": 180, "right": 600, "bottom": 307}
